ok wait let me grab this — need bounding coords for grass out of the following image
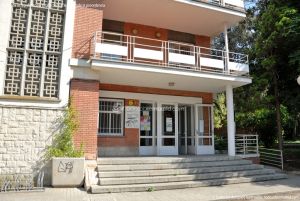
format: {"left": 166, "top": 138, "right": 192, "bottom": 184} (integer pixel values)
{"left": 284, "top": 148, "right": 300, "bottom": 155}
{"left": 284, "top": 147, "right": 300, "bottom": 171}
{"left": 284, "top": 140, "right": 300, "bottom": 144}
{"left": 147, "top": 187, "right": 155, "bottom": 192}
{"left": 284, "top": 137, "right": 300, "bottom": 144}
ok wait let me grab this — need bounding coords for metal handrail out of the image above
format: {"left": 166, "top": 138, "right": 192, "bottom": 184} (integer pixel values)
{"left": 259, "top": 147, "right": 284, "bottom": 170}
{"left": 191, "top": 0, "right": 245, "bottom": 12}
{"left": 235, "top": 134, "right": 259, "bottom": 156}
{"left": 92, "top": 31, "right": 250, "bottom": 76}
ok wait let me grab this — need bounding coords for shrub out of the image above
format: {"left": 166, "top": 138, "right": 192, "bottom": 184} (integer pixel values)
{"left": 46, "top": 99, "right": 84, "bottom": 158}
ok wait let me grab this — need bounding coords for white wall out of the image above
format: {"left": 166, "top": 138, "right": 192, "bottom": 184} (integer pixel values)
{"left": 0, "top": 0, "right": 76, "bottom": 109}
{"left": 0, "top": 0, "right": 12, "bottom": 96}
{"left": 0, "top": 0, "right": 77, "bottom": 185}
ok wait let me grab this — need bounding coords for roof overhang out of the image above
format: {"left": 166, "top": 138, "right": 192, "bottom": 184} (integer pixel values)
{"left": 102, "top": 0, "right": 246, "bottom": 36}
{"left": 85, "top": 60, "right": 252, "bottom": 93}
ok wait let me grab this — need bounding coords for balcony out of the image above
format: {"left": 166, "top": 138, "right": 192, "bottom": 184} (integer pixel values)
{"left": 91, "top": 31, "right": 249, "bottom": 77}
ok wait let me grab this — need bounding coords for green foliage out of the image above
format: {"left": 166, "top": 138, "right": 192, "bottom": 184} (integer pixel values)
{"left": 236, "top": 105, "right": 294, "bottom": 147}
{"left": 236, "top": 108, "right": 277, "bottom": 147}
{"left": 214, "top": 135, "right": 227, "bottom": 151}
{"left": 214, "top": 93, "right": 227, "bottom": 129}
{"left": 46, "top": 99, "right": 84, "bottom": 158}
{"left": 215, "top": 0, "right": 300, "bottom": 145}
{"left": 147, "top": 187, "right": 155, "bottom": 192}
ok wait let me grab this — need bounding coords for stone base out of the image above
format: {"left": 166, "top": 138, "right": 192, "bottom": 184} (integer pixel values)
{"left": 0, "top": 106, "right": 64, "bottom": 186}
{"left": 52, "top": 157, "right": 85, "bottom": 187}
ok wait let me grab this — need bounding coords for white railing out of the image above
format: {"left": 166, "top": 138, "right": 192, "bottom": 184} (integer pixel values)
{"left": 235, "top": 134, "right": 259, "bottom": 156}
{"left": 259, "top": 147, "right": 284, "bottom": 170}
{"left": 192, "top": 0, "right": 245, "bottom": 11}
{"left": 92, "top": 31, "right": 249, "bottom": 76}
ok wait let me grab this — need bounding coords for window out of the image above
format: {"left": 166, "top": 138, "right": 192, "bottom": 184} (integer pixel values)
{"left": 4, "top": 0, "right": 66, "bottom": 98}
{"left": 99, "top": 99, "right": 124, "bottom": 135}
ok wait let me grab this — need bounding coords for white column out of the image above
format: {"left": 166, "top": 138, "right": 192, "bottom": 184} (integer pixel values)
{"left": 226, "top": 85, "right": 235, "bottom": 156}
{"left": 224, "top": 24, "right": 230, "bottom": 73}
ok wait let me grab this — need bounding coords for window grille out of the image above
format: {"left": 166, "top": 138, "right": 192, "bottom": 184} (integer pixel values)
{"left": 4, "top": 0, "right": 66, "bottom": 98}
{"left": 99, "top": 99, "right": 124, "bottom": 136}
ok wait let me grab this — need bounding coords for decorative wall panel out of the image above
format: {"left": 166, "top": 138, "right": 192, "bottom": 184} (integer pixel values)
{"left": 4, "top": 0, "right": 66, "bottom": 98}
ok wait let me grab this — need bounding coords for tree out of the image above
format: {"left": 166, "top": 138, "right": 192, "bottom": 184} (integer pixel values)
{"left": 212, "top": 0, "right": 300, "bottom": 147}
{"left": 255, "top": 0, "right": 300, "bottom": 149}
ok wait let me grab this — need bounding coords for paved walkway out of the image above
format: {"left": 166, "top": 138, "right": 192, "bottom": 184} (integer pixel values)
{"left": 0, "top": 173, "right": 300, "bottom": 201}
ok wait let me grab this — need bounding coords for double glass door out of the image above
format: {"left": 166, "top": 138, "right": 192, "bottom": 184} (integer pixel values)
{"left": 139, "top": 102, "right": 214, "bottom": 156}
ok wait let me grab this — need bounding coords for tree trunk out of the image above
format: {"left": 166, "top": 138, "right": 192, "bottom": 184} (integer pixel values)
{"left": 273, "top": 72, "right": 283, "bottom": 150}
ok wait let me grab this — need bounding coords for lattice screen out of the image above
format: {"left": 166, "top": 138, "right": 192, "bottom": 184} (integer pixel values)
{"left": 4, "top": 0, "right": 66, "bottom": 98}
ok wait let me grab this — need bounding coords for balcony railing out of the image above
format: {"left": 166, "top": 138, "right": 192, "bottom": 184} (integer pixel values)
{"left": 91, "top": 31, "right": 249, "bottom": 76}
{"left": 193, "top": 0, "right": 245, "bottom": 12}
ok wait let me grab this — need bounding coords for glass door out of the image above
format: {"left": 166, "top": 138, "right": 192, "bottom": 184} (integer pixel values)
{"left": 157, "top": 103, "right": 178, "bottom": 155}
{"left": 195, "top": 104, "right": 215, "bottom": 155}
{"left": 139, "top": 102, "right": 156, "bottom": 155}
{"left": 178, "top": 105, "right": 195, "bottom": 155}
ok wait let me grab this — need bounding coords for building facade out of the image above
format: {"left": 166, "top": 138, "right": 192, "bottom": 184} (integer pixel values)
{"left": 0, "top": 0, "right": 251, "bottom": 184}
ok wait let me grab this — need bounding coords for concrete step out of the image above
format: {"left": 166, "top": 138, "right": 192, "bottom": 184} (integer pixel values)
{"left": 97, "top": 159, "right": 252, "bottom": 171}
{"left": 91, "top": 173, "right": 288, "bottom": 194}
{"left": 99, "top": 169, "right": 275, "bottom": 185}
{"left": 97, "top": 155, "right": 241, "bottom": 165}
{"left": 98, "top": 164, "right": 264, "bottom": 178}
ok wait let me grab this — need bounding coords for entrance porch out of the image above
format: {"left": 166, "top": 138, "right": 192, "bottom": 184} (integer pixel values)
{"left": 98, "top": 90, "right": 215, "bottom": 157}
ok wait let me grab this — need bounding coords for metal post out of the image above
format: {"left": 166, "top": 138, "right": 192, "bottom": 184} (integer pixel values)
{"left": 281, "top": 150, "right": 284, "bottom": 170}
{"left": 224, "top": 24, "right": 230, "bottom": 73}
{"left": 256, "top": 135, "right": 259, "bottom": 155}
{"left": 243, "top": 135, "right": 246, "bottom": 155}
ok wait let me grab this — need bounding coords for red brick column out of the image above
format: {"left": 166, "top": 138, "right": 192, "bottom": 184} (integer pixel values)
{"left": 72, "top": 0, "right": 104, "bottom": 59}
{"left": 70, "top": 79, "right": 99, "bottom": 159}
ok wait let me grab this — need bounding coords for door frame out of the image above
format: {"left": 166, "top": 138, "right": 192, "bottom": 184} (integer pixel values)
{"left": 139, "top": 101, "right": 156, "bottom": 155}
{"left": 195, "top": 104, "right": 215, "bottom": 155}
{"left": 157, "top": 102, "right": 179, "bottom": 156}
{"left": 178, "top": 104, "right": 196, "bottom": 155}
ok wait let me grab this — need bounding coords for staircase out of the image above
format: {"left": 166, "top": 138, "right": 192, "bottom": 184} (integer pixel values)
{"left": 91, "top": 156, "right": 287, "bottom": 194}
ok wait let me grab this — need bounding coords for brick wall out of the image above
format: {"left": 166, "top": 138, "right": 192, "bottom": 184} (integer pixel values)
{"left": 99, "top": 83, "right": 213, "bottom": 104}
{"left": 70, "top": 79, "right": 99, "bottom": 159}
{"left": 245, "top": 157, "right": 260, "bottom": 165}
{"left": 195, "top": 35, "right": 211, "bottom": 48}
{"left": 72, "top": 0, "right": 104, "bottom": 59}
{"left": 98, "top": 99, "right": 140, "bottom": 155}
{"left": 124, "top": 23, "right": 168, "bottom": 40}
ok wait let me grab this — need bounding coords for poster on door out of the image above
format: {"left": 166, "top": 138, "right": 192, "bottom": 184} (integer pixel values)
{"left": 140, "top": 111, "right": 151, "bottom": 131}
{"left": 125, "top": 106, "right": 140, "bottom": 128}
{"left": 166, "top": 117, "right": 173, "bottom": 132}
